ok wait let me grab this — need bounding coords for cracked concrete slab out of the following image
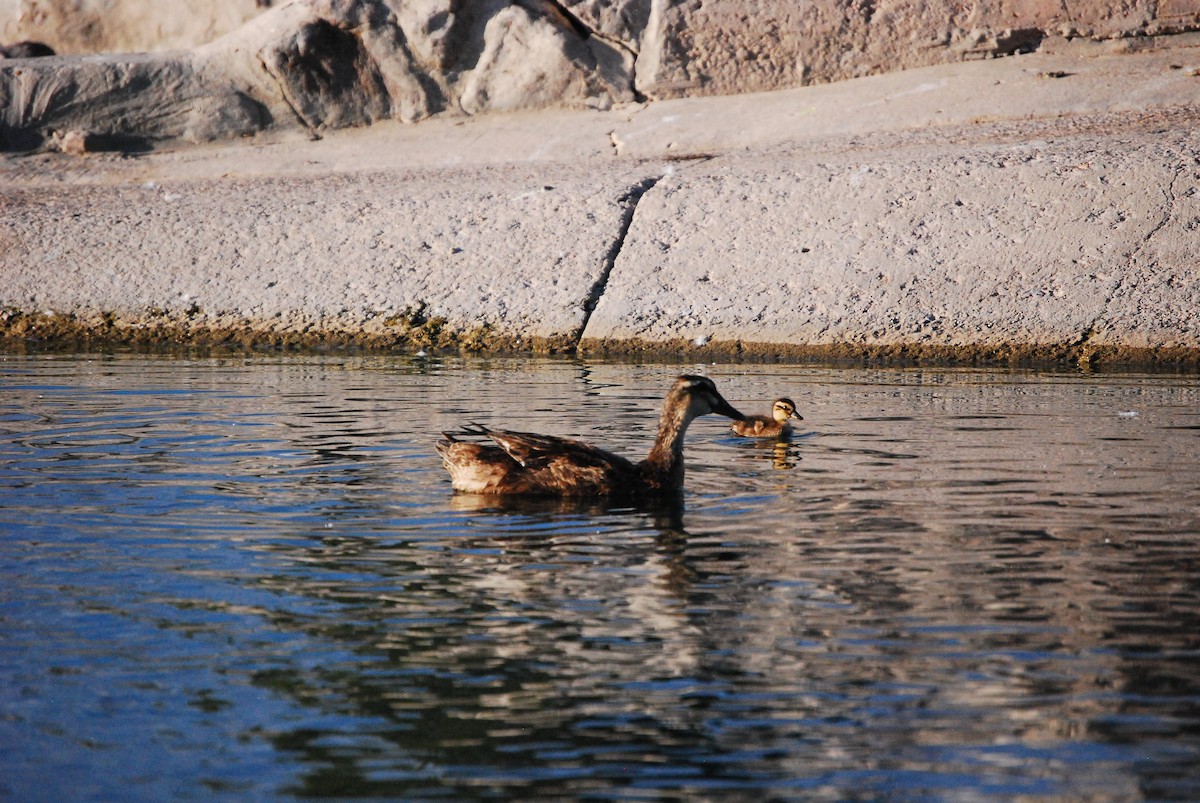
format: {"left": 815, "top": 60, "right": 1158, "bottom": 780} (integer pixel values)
{"left": 580, "top": 130, "right": 1200, "bottom": 359}
{"left": 577, "top": 176, "right": 662, "bottom": 337}
{"left": 1, "top": 163, "right": 659, "bottom": 350}
{"left": 2, "top": 37, "right": 1200, "bottom": 364}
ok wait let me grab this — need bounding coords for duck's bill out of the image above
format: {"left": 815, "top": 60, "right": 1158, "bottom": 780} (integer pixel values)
{"left": 712, "top": 397, "right": 746, "bottom": 420}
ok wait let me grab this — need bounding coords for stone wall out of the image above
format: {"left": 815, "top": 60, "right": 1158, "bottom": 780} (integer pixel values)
{"left": 3, "top": 0, "right": 1200, "bottom": 153}
{"left": 1, "top": 0, "right": 277, "bottom": 55}
{"left": 3, "top": 32, "right": 1199, "bottom": 364}
{"left": 628, "top": 0, "right": 1200, "bottom": 98}
{"left": 6, "top": 0, "right": 1200, "bottom": 92}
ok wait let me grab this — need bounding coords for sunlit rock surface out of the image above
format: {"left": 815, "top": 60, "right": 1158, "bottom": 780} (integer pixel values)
{"left": 2, "top": 3, "right": 1200, "bottom": 364}
{"left": 4, "top": 0, "right": 1200, "bottom": 150}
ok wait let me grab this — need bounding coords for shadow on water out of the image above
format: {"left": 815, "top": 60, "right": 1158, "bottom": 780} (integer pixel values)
{"left": 2, "top": 354, "right": 1199, "bottom": 799}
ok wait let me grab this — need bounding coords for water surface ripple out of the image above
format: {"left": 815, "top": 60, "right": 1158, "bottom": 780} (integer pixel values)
{"left": 1, "top": 354, "right": 1198, "bottom": 799}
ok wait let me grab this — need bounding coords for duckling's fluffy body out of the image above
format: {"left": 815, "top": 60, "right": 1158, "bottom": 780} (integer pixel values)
{"left": 731, "top": 397, "right": 802, "bottom": 438}
{"left": 436, "top": 375, "right": 743, "bottom": 496}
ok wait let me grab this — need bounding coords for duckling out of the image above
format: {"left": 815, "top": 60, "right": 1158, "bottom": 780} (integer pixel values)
{"left": 436, "top": 375, "right": 744, "bottom": 496}
{"left": 731, "top": 397, "right": 802, "bottom": 438}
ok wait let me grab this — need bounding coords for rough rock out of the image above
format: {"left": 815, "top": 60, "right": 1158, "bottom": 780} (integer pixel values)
{"left": 53, "top": 128, "right": 94, "bottom": 154}
{"left": 1, "top": 0, "right": 275, "bottom": 55}
{"left": 0, "top": 40, "right": 55, "bottom": 58}
{"left": 6, "top": 0, "right": 1200, "bottom": 153}
{"left": 0, "top": 52, "right": 279, "bottom": 151}
{"left": 2, "top": 36, "right": 1199, "bottom": 365}
{"left": 0, "top": 0, "right": 634, "bottom": 150}
{"left": 644, "top": 0, "right": 1182, "bottom": 103}
{"left": 627, "top": 0, "right": 1200, "bottom": 97}
{"left": 458, "top": 3, "right": 634, "bottom": 114}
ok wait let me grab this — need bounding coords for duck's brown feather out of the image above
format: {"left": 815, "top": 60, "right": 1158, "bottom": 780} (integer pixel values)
{"left": 437, "top": 427, "right": 637, "bottom": 496}
{"left": 731, "top": 414, "right": 781, "bottom": 438}
{"left": 730, "top": 398, "right": 801, "bottom": 438}
{"left": 436, "top": 375, "right": 744, "bottom": 497}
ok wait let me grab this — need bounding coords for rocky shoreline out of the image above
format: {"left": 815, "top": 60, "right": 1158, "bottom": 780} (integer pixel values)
{"left": 3, "top": 34, "right": 1200, "bottom": 368}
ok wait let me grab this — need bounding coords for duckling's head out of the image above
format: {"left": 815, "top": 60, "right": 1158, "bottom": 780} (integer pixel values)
{"left": 771, "top": 398, "right": 803, "bottom": 424}
{"left": 672, "top": 375, "right": 745, "bottom": 421}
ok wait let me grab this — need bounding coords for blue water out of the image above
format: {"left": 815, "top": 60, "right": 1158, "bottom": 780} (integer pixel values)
{"left": 2, "top": 353, "right": 1198, "bottom": 799}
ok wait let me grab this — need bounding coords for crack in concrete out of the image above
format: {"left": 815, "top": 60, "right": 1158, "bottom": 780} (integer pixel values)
{"left": 1140, "top": 162, "right": 1183, "bottom": 248}
{"left": 573, "top": 174, "right": 663, "bottom": 348}
{"left": 1075, "top": 160, "right": 1185, "bottom": 364}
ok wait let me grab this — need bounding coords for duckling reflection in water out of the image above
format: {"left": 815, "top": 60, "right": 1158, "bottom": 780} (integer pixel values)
{"left": 436, "top": 375, "right": 744, "bottom": 496}
{"left": 731, "top": 397, "right": 803, "bottom": 438}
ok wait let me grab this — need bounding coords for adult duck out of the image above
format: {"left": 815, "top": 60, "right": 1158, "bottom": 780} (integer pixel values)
{"left": 436, "top": 375, "right": 744, "bottom": 496}
{"left": 730, "top": 397, "right": 803, "bottom": 438}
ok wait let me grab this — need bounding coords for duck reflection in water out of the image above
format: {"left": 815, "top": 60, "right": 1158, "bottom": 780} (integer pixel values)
{"left": 447, "top": 491, "right": 696, "bottom": 595}
{"left": 436, "top": 375, "right": 744, "bottom": 497}
{"left": 448, "top": 487, "right": 684, "bottom": 525}
{"left": 770, "top": 440, "right": 800, "bottom": 470}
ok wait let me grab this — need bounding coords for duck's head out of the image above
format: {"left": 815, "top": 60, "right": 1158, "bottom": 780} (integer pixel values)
{"left": 672, "top": 375, "right": 745, "bottom": 421}
{"left": 771, "top": 397, "right": 803, "bottom": 424}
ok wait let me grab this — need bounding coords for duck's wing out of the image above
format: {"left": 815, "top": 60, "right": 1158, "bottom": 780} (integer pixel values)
{"left": 441, "top": 425, "right": 638, "bottom": 495}
{"left": 473, "top": 427, "right": 575, "bottom": 466}
{"left": 481, "top": 426, "right": 636, "bottom": 473}
{"left": 436, "top": 431, "right": 511, "bottom": 465}
{"left": 436, "top": 431, "right": 526, "bottom": 493}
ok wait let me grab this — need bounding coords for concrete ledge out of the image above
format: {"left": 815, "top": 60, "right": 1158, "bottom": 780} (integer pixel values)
{"left": 583, "top": 126, "right": 1200, "bottom": 360}
{"left": 3, "top": 39, "right": 1200, "bottom": 366}
{"left": 1, "top": 164, "right": 658, "bottom": 351}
